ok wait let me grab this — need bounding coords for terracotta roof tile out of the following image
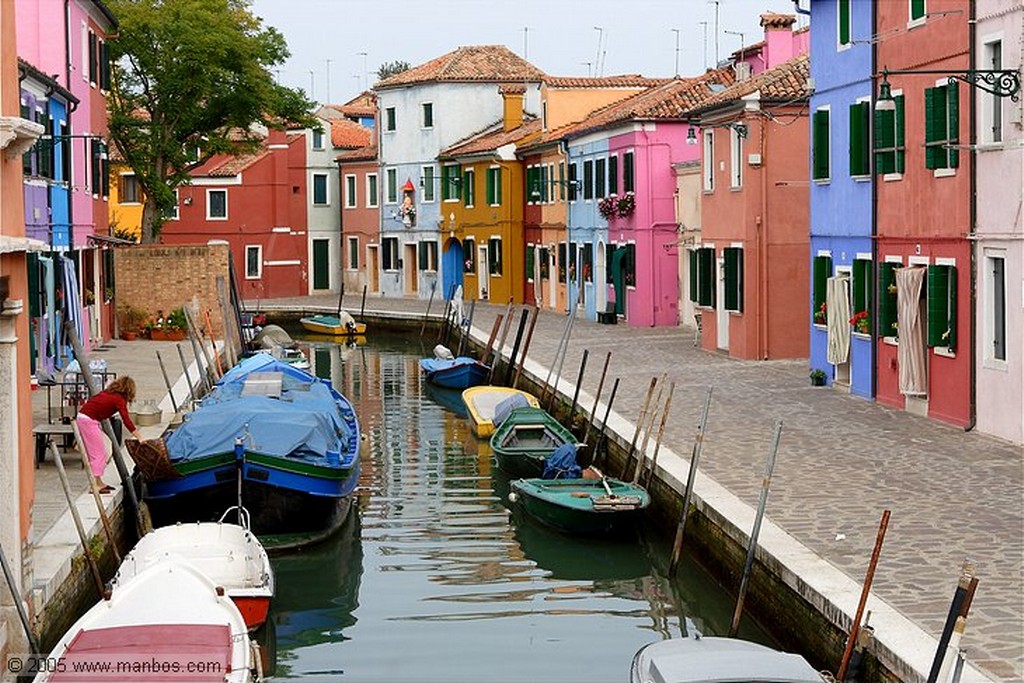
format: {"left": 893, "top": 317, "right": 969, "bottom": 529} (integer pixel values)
{"left": 330, "top": 119, "right": 373, "bottom": 149}
{"left": 323, "top": 91, "right": 377, "bottom": 118}
{"left": 543, "top": 75, "right": 671, "bottom": 89}
{"left": 440, "top": 118, "right": 543, "bottom": 158}
{"left": 689, "top": 54, "right": 809, "bottom": 114}
{"left": 192, "top": 149, "right": 271, "bottom": 177}
{"left": 336, "top": 144, "right": 378, "bottom": 163}
{"left": 544, "top": 67, "right": 736, "bottom": 141}
{"left": 374, "top": 45, "right": 544, "bottom": 89}
{"left": 761, "top": 12, "right": 797, "bottom": 28}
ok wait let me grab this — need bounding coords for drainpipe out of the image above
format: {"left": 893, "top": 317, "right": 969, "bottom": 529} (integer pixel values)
{"left": 758, "top": 114, "right": 769, "bottom": 359}
{"left": 965, "top": 0, "right": 977, "bottom": 431}
{"left": 791, "top": 0, "right": 810, "bottom": 16}
{"left": 870, "top": 0, "right": 879, "bottom": 402}
{"left": 560, "top": 139, "right": 572, "bottom": 314}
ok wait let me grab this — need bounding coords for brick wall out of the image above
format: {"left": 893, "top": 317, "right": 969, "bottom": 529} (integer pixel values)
{"left": 113, "top": 244, "right": 231, "bottom": 338}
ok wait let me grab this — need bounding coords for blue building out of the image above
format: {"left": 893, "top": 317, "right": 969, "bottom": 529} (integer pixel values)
{"left": 808, "top": 0, "right": 874, "bottom": 397}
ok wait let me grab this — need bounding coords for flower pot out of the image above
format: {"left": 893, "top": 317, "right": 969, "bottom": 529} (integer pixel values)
{"left": 120, "top": 331, "right": 137, "bottom": 341}
{"left": 810, "top": 375, "right": 826, "bottom": 386}
{"left": 149, "top": 328, "right": 186, "bottom": 341}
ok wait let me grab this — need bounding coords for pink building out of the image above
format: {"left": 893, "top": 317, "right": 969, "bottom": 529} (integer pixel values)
{"left": 337, "top": 142, "right": 380, "bottom": 295}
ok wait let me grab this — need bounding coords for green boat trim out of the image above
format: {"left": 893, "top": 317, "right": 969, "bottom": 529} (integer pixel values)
{"left": 170, "top": 450, "right": 357, "bottom": 480}
{"left": 511, "top": 478, "right": 651, "bottom": 512}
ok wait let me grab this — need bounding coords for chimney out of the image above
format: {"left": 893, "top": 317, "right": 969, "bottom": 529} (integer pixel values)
{"left": 499, "top": 83, "right": 526, "bottom": 132}
{"left": 760, "top": 13, "right": 797, "bottom": 69}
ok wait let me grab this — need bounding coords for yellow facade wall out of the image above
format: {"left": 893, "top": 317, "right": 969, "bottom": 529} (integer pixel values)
{"left": 107, "top": 162, "right": 143, "bottom": 241}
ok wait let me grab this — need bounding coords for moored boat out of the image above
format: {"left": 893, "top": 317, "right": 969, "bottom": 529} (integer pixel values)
{"left": 137, "top": 353, "right": 360, "bottom": 548}
{"left": 299, "top": 312, "right": 367, "bottom": 336}
{"left": 629, "top": 634, "right": 826, "bottom": 683}
{"left": 510, "top": 476, "right": 650, "bottom": 535}
{"left": 462, "top": 386, "right": 540, "bottom": 437}
{"left": 111, "top": 509, "right": 274, "bottom": 631}
{"left": 33, "top": 560, "right": 260, "bottom": 683}
{"left": 489, "top": 406, "right": 577, "bottom": 478}
{"left": 419, "top": 356, "right": 490, "bottom": 390}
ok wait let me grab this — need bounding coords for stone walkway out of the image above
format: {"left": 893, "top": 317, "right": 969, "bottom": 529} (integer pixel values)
{"left": 28, "top": 294, "right": 1022, "bottom": 682}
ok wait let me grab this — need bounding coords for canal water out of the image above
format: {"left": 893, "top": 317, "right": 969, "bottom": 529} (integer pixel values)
{"left": 265, "top": 334, "right": 776, "bottom": 682}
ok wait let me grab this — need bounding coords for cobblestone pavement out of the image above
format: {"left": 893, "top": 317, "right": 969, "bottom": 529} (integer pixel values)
{"left": 32, "top": 294, "right": 1021, "bottom": 681}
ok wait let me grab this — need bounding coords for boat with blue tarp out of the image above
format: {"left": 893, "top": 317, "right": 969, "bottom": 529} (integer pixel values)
{"left": 139, "top": 353, "right": 360, "bottom": 548}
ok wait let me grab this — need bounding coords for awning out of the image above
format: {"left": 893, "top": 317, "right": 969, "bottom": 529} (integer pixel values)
{"left": 0, "top": 234, "right": 48, "bottom": 255}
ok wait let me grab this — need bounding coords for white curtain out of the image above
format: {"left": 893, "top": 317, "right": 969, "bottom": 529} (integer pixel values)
{"left": 896, "top": 266, "right": 928, "bottom": 396}
{"left": 826, "top": 275, "right": 851, "bottom": 365}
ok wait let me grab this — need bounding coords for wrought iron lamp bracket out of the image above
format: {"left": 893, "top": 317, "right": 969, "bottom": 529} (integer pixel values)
{"left": 881, "top": 68, "right": 1021, "bottom": 102}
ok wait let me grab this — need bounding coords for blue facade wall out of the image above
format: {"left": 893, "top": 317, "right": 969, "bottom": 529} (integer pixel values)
{"left": 809, "top": 0, "right": 874, "bottom": 398}
{"left": 566, "top": 138, "right": 609, "bottom": 320}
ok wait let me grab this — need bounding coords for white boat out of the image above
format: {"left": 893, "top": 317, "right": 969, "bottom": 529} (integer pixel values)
{"left": 461, "top": 386, "right": 540, "bottom": 437}
{"left": 630, "top": 635, "right": 826, "bottom": 683}
{"left": 34, "top": 560, "right": 261, "bottom": 682}
{"left": 111, "top": 509, "right": 274, "bottom": 631}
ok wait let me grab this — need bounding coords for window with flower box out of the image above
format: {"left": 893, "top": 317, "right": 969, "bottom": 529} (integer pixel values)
{"left": 723, "top": 247, "right": 743, "bottom": 312}
{"left": 927, "top": 264, "right": 956, "bottom": 350}
{"left": 463, "top": 239, "right": 475, "bottom": 273}
{"left": 878, "top": 261, "right": 898, "bottom": 336}
{"left": 812, "top": 255, "right": 832, "bottom": 323}
{"left": 568, "top": 242, "right": 577, "bottom": 281}
{"left": 623, "top": 243, "right": 636, "bottom": 287}
{"left": 851, "top": 258, "right": 872, "bottom": 334}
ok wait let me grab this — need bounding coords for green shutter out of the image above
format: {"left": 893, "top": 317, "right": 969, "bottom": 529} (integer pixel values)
{"left": 689, "top": 249, "right": 699, "bottom": 302}
{"left": 813, "top": 110, "right": 830, "bottom": 180}
{"left": 697, "top": 248, "right": 712, "bottom": 306}
{"left": 812, "top": 255, "right": 831, "bottom": 312}
{"left": 495, "top": 169, "right": 502, "bottom": 205}
{"left": 895, "top": 95, "right": 905, "bottom": 173}
{"left": 724, "top": 248, "right": 742, "bottom": 311}
{"left": 947, "top": 82, "right": 959, "bottom": 168}
{"left": 874, "top": 109, "right": 895, "bottom": 175}
{"left": 911, "top": 0, "right": 925, "bottom": 20}
{"left": 486, "top": 168, "right": 495, "bottom": 204}
{"left": 947, "top": 265, "right": 957, "bottom": 349}
{"left": 927, "top": 265, "right": 956, "bottom": 349}
{"left": 850, "top": 102, "right": 869, "bottom": 176}
{"left": 838, "top": 0, "right": 851, "bottom": 44}
{"left": 418, "top": 242, "right": 428, "bottom": 270}
{"left": 879, "top": 262, "right": 898, "bottom": 336}
{"left": 925, "top": 87, "right": 942, "bottom": 169}
{"left": 526, "top": 245, "right": 535, "bottom": 281}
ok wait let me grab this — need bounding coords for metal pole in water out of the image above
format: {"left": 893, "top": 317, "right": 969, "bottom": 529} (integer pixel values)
{"left": 177, "top": 342, "right": 197, "bottom": 405}
{"left": 156, "top": 350, "right": 179, "bottom": 414}
{"left": 583, "top": 352, "right": 611, "bottom": 445}
{"left": 547, "top": 308, "right": 577, "bottom": 411}
{"left": 0, "top": 539, "right": 41, "bottom": 654}
{"left": 513, "top": 305, "right": 540, "bottom": 389}
{"left": 837, "top": 509, "right": 891, "bottom": 681}
{"left": 644, "top": 381, "right": 674, "bottom": 487}
{"left": 483, "top": 315, "right": 503, "bottom": 369}
{"left": 594, "top": 377, "right": 619, "bottom": 469}
{"left": 50, "top": 442, "right": 105, "bottom": 597}
{"left": 670, "top": 386, "right": 712, "bottom": 574}
{"left": 458, "top": 299, "right": 476, "bottom": 358}
{"left": 622, "top": 377, "right": 657, "bottom": 480}
{"left": 567, "top": 349, "right": 589, "bottom": 429}
{"left": 420, "top": 282, "right": 436, "bottom": 338}
{"left": 359, "top": 284, "right": 368, "bottom": 320}
{"left": 543, "top": 309, "right": 573, "bottom": 405}
{"left": 728, "top": 419, "right": 782, "bottom": 637}
{"left": 504, "top": 308, "right": 529, "bottom": 386}
{"left": 927, "top": 561, "right": 978, "bottom": 683}
{"left": 633, "top": 375, "right": 666, "bottom": 486}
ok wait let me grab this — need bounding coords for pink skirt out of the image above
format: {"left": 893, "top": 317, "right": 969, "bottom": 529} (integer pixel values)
{"left": 75, "top": 413, "right": 108, "bottom": 477}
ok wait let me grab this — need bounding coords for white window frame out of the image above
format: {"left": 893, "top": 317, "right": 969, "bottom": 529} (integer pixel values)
{"left": 464, "top": 168, "right": 475, "bottom": 208}
{"left": 908, "top": 0, "right": 926, "bottom": 28}
{"left": 206, "top": 188, "right": 228, "bottom": 220}
{"left": 703, "top": 130, "right": 714, "bottom": 192}
{"left": 312, "top": 128, "right": 324, "bottom": 150}
{"left": 980, "top": 36, "right": 1004, "bottom": 146}
{"left": 421, "top": 166, "right": 436, "bottom": 203}
{"left": 730, "top": 127, "right": 743, "bottom": 189}
{"left": 345, "top": 174, "right": 357, "bottom": 208}
{"left": 366, "top": 173, "right": 378, "bottom": 208}
{"left": 347, "top": 236, "right": 359, "bottom": 270}
{"left": 421, "top": 102, "right": 433, "bottom": 129}
{"left": 312, "top": 172, "right": 330, "bottom": 206}
{"left": 244, "top": 244, "right": 262, "bottom": 279}
{"left": 385, "top": 106, "right": 396, "bottom": 132}
{"left": 488, "top": 166, "right": 501, "bottom": 206}
{"left": 167, "top": 189, "right": 180, "bottom": 221}
{"left": 837, "top": 0, "right": 852, "bottom": 51}
{"left": 120, "top": 172, "right": 140, "bottom": 204}
{"left": 983, "top": 248, "right": 1007, "bottom": 367}
{"left": 386, "top": 168, "right": 398, "bottom": 204}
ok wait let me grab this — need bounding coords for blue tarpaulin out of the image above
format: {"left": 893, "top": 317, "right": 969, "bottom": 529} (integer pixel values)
{"left": 542, "top": 443, "right": 581, "bottom": 480}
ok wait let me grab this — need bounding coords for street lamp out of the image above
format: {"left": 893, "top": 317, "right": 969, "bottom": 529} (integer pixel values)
{"left": 875, "top": 66, "right": 1021, "bottom": 109}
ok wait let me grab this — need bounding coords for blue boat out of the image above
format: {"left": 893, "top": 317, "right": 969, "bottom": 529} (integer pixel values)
{"left": 141, "top": 353, "right": 360, "bottom": 548}
{"left": 419, "top": 356, "right": 490, "bottom": 390}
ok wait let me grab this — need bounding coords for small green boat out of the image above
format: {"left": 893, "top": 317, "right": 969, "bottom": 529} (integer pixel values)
{"left": 509, "top": 477, "right": 651, "bottom": 535}
{"left": 489, "top": 407, "right": 577, "bottom": 478}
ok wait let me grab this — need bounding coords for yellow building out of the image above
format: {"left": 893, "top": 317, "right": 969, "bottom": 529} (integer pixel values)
{"left": 107, "top": 159, "right": 144, "bottom": 241}
{"left": 438, "top": 86, "right": 540, "bottom": 305}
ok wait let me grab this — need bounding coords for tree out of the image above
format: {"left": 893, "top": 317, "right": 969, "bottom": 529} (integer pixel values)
{"left": 106, "top": 0, "right": 316, "bottom": 243}
{"left": 376, "top": 60, "right": 411, "bottom": 81}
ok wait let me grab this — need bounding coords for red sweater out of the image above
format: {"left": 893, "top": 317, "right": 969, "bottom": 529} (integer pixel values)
{"left": 79, "top": 391, "right": 137, "bottom": 432}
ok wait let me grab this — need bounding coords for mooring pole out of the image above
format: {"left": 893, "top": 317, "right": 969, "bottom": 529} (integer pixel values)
{"left": 457, "top": 299, "right": 476, "bottom": 358}
{"left": 176, "top": 342, "right": 197, "bottom": 405}
{"left": 547, "top": 307, "right": 577, "bottom": 411}
{"left": 728, "top": 419, "right": 783, "bottom": 637}
{"left": 0, "top": 539, "right": 41, "bottom": 654}
{"left": 593, "top": 377, "right": 619, "bottom": 469}
{"left": 622, "top": 377, "right": 658, "bottom": 480}
{"left": 420, "top": 282, "right": 437, "bottom": 338}
{"left": 643, "top": 381, "right": 674, "bottom": 487}
{"left": 512, "top": 305, "right": 540, "bottom": 389}
{"left": 359, "top": 284, "right": 368, "bottom": 320}
{"left": 543, "top": 309, "right": 573, "bottom": 405}
{"left": 50, "top": 442, "right": 105, "bottom": 598}
{"left": 566, "top": 349, "right": 589, "bottom": 430}
{"left": 927, "top": 561, "right": 978, "bottom": 683}
{"left": 669, "top": 386, "right": 712, "bottom": 575}
{"left": 504, "top": 308, "right": 529, "bottom": 386}
{"left": 633, "top": 375, "right": 666, "bottom": 485}
{"left": 155, "top": 350, "right": 179, "bottom": 414}
{"left": 483, "top": 315, "right": 503, "bottom": 368}
{"left": 837, "top": 510, "right": 891, "bottom": 681}
{"left": 583, "top": 352, "right": 611, "bottom": 445}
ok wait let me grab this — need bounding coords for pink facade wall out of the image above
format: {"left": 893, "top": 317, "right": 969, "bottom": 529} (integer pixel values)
{"left": 609, "top": 123, "right": 700, "bottom": 328}
{"left": 339, "top": 158, "right": 380, "bottom": 294}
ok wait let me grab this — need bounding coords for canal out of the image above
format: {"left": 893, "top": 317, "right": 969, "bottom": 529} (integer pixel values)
{"left": 265, "top": 333, "right": 778, "bottom": 682}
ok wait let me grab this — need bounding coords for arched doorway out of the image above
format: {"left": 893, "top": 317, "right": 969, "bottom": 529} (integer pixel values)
{"left": 442, "top": 238, "right": 463, "bottom": 301}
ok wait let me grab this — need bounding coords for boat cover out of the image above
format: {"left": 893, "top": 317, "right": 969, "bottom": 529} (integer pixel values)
{"left": 493, "top": 393, "right": 532, "bottom": 427}
{"left": 542, "top": 443, "right": 581, "bottom": 480}
{"left": 166, "top": 354, "right": 357, "bottom": 464}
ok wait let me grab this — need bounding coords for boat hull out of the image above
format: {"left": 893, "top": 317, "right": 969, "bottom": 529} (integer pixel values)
{"left": 490, "top": 407, "right": 577, "bottom": 478}
{"left": 510, "top": 478, "right": 650, "bottom": 535}
{"left": 420, "top": 357, "right": 490, "bottom": 390}
{"left": 462, "top": 387, "right": 540, "bottom": 437}
{"left": 300, "top": 315, "right": 367, "bottom": 336}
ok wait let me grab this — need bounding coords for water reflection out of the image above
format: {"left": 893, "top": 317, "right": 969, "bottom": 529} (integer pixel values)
{"left": 267, "top": 334, "right": 774, "bottom": 682}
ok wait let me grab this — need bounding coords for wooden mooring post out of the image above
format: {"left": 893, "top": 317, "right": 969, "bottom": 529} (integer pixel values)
{"left": 669, "top": 386, "right": 713, "bottom": 575}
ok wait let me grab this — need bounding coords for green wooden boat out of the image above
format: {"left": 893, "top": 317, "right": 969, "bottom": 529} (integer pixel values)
{"left": 489, "top": 407, "right": 577, "bottom": 478}
{"left": 509, "top": 477, "right": 651, "bottom": 535}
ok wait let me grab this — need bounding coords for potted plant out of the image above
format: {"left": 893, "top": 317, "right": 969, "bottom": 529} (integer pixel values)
{"left": 149, "top": 307, "right": 188, "bottom": 341}
{"left": 616, "top": 192, "right": 635, "bottom": 217}
{"left": 598, "top": 195, "right": 618, "bottom": 219}
{"left": 813, "top": 302, "right": 827, "bottom": 325}
{"left": 849, "top": 310, "right": 870, "bottom": 335}
{"left": 117, "top": 304, "right": 149, "bottom": 341}
{"left": 809, "top": 368, "right": 827, "bottom": 386}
